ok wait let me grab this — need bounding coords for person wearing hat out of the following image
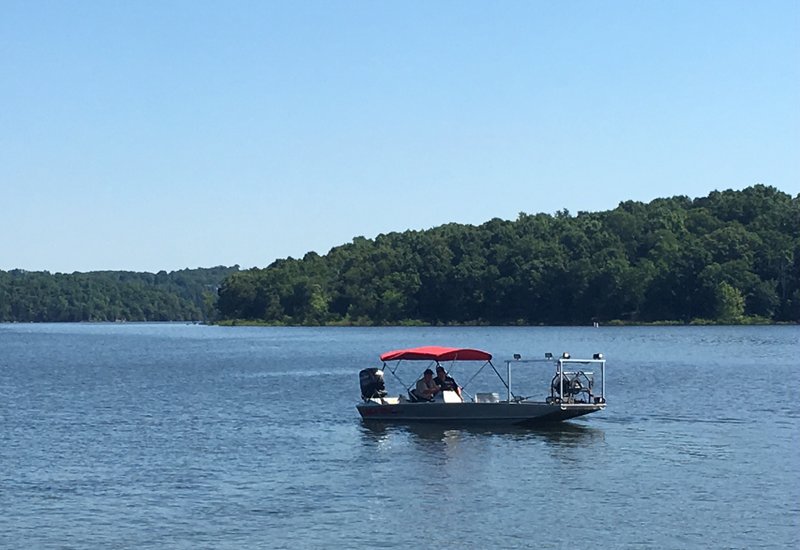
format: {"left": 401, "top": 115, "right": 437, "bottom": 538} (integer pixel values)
{"left": 414, "top": 368, "right": 441, "bottom": 400}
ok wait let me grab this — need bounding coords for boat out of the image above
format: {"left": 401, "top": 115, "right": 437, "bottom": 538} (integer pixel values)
{"left": 356, "top": 346, "right": 606, "bottom": 425}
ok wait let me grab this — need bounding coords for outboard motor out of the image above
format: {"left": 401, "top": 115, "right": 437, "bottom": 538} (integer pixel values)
{"left": 359, "top": 368, "right": 387, "bottom": 400}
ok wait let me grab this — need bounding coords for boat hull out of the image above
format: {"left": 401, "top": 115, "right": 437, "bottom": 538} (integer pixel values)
{"left": 356, "top": 400, "right": 604, "bottom": 425}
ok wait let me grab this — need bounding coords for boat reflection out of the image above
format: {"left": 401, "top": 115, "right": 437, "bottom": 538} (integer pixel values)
{"left": 359, "top": 420, "right": 604, "bottom": 447}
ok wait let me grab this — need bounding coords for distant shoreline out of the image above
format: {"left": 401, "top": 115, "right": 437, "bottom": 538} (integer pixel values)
{"left": 213, "top": 318, "right": 791, "bottom": 328}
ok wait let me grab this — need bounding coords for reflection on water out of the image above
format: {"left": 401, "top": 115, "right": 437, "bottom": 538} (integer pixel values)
{"left": 359, "top": 420, "right": 604, "bottom": 447}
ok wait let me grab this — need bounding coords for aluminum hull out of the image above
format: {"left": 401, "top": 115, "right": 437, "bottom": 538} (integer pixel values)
{"left": 356, "top": 400, "right": 604, "bottom": 425}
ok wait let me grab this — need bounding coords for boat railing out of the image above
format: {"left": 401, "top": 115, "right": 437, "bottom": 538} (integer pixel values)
{"left": 504, "top": 354, "right": 606, "bottom": 405}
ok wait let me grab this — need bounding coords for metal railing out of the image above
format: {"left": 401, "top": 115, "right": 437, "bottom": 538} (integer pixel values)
{"left": 503, "top": 354, "right": 606, "bottom": 405}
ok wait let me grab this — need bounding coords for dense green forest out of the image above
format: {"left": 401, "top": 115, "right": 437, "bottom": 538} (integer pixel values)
{"left": 3, "top": 186, "right": 797, "bottom": 325}
{"left": 217, "top": 185, "right": 799, "bottom": 325}
{"left": 0, "top": 266, "right": 238, "bottom": 322}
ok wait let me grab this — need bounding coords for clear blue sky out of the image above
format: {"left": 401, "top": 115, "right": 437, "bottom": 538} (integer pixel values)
{"left": 2, "top": 0, "right": 798, "bottom": 273}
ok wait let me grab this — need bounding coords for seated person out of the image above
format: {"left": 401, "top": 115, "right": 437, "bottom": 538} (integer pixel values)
{"left": 434, "top": 366, "right": 462, "bottom": 399}
{"left": 414, "top": 368, "right": 441, "bottom": 401}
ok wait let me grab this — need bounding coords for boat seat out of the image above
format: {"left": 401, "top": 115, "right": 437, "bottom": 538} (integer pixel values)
{"left": 408, "top": 389, "right": 433, "bottom": 403}
{"left": 441, "top": 390, "right": 463, "bottom": 403}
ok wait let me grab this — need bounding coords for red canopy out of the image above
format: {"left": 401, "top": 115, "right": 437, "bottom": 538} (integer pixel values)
{"left": 380, "top": 346, "right": 492, "bottom": 362}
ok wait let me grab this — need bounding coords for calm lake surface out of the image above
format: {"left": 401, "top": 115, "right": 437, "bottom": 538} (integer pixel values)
{"left": 1, "top": 324, "right": 798, "bottom": 549}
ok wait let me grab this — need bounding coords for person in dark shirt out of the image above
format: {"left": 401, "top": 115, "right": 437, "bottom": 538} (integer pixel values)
{"left": 434, "top": 366, "right": 462, "bottom": 399}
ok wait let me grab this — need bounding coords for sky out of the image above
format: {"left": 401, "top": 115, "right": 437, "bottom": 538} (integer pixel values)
{"left": 1, "top": 0, "right": 798, "bottom": 273}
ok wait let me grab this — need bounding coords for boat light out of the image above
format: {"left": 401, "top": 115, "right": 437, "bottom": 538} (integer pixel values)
{"left": 593, "top": 353, "right": 604, "bottom": 360}
{"left": 545, "top": 352, "right": 553, "bottom": 359}
{"left": 513, "top": 353, "right": 521, "bottom": 360}
{"left": 562, "top": 352, "right": 571, "bottom": 359}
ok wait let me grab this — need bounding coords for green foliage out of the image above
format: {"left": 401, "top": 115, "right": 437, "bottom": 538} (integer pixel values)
{"left": 0, "top": 266, "right": 238, "bottom": 322}
{"left": 714, "top": 282, "right": 745, "bottom": 323}
{"left": 215, "top": 185, "right": 800, "bottom": 325}
{"left": 4, "top": 185, "right": 798, "bottom": 326}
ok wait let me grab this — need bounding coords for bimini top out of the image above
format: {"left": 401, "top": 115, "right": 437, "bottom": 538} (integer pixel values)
{"left": 380, "top": 346, "right": 492, "bottom": 362}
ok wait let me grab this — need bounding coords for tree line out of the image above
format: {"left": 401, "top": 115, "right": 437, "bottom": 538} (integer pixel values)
{"left": 216, "top": 185, "right": 799, "bottom": 325}
{"left": 0, "top": 266, "right": 238, "bottom": 322}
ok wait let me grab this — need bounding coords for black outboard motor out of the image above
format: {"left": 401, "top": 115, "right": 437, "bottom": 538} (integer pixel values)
{"left": 359, "top": 368, "right": 387, "bottom": 400}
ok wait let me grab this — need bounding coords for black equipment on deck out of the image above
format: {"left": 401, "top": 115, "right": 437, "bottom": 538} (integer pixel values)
{"left": 359, "top": 368, "right": 387, "bottom": 400}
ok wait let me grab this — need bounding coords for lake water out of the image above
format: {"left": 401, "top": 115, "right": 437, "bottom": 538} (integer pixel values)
{"left": 1, "top": 324, "right": 798, "bottom": 549}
